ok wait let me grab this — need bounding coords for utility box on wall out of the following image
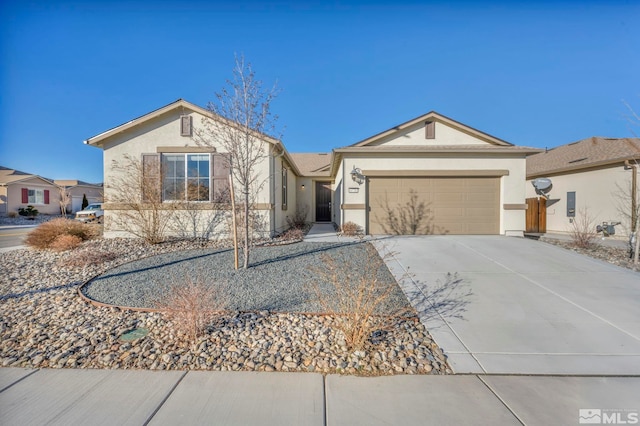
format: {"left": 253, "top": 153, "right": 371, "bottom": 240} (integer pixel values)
{"left": 567, "top": 191, "right": 576, "bottom": 217}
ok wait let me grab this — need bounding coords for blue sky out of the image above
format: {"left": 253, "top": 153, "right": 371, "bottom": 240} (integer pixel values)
{"left": 1, "top": 0, "right": 638, "bottom": 183}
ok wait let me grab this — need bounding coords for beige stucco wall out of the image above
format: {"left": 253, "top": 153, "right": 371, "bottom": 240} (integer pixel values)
{"left": 334, "top": 154, "right": 528, "bottom": 235}
{"left": 294, "top": 177, "right": 314, "bottom": 222}
{"left": 526, "top": 164, "right": 639, "bottom": 238}
{"left": 4, "top": 178, "right": 60, "bottom": 215}
{"left": 368, "top": 121, "right": 486, "bottom": 147}
{"left": 101, "top": 108, "right": 279, "bottom": 238}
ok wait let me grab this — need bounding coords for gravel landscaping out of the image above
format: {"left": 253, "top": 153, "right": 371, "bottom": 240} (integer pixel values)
{"left": 0, "top": 237, "right": 451, "bottom": 375}
{"left": 541, "top": 237, "right": 640, "bottom": 272}
{"left": 82, "top": 242, "right": 410, "bottom": 313}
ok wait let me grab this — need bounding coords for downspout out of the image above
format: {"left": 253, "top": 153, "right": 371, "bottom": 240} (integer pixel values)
{"left": 342, "top": 158, "right": 346, "bottom": 228}
{"left": 624, "top": 160, "right": 638, "bottom": 232}
{"left": 273, "top": 145, "right": 285, "bottom": 235}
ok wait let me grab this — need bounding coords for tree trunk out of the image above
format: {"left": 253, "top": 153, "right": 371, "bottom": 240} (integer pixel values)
{"left": 243, "top": 190, "right": 250, "bottom": 269}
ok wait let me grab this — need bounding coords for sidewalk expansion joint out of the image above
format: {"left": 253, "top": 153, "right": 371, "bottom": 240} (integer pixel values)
{"left": 143, "top": 370, "right": 188, "bottom": 426}
{"left": 477, "top": 375, "right": 526, "bottom": 426}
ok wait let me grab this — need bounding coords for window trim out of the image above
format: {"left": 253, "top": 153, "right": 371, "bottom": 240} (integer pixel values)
{"left": 162, "top": 152, "right": 212, "bottom": 203}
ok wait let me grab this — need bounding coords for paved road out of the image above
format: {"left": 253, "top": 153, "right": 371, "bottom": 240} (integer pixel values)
{"left": 378, "top": 235, "right": 640, "bottom": 375}
{"left": 0, "top": 226, "right": 33, "bottom": 250}
{"left": 1, "top": 368, "right": 638, "bottom": 425}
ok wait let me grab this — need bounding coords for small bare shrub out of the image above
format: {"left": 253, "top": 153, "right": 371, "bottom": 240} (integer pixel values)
{"left": 570, "top": 208, "right": 598, "bottom": 249}
{"left": 60, "top": 249, "right": 118, "bottom": 268}
{"left": 7, "top": 211, "right": 18, "bottom": 218}
{"left": 154, "top": 276, "right": 227, "bottom": 343}
{"left": 286, "top": 204, "right": 309, "bottom": 229}
{"left": 309, "top": 243, "right": 413, "bottom": 351}
{"left": 340, "top": 221, "right": 360, "bottom": 236}
{"left": 50, "top": 234, "right": 82, "bottom": 251}
{"left": 25, "top": 218, "right": 98, "bottom": 249}
{"left": 281, "top": 227, "right": 304, "bottom": 241}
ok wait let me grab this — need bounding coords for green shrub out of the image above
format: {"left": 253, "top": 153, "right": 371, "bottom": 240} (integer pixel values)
{"left": 18, "top": 205, "right": 39, "bottom": 218}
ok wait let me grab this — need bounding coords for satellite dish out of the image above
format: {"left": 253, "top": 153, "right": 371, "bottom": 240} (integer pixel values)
{"left": 532, "top": 178, "right": 552, "bottom": 196}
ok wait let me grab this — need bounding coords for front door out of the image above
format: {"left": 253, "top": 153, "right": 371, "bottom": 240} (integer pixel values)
{"left": 315, "top": 181, "right": 332, "bottom": 222}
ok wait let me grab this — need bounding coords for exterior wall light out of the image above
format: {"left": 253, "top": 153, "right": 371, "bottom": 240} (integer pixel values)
{"left": 301, "top": 184, "right": 305, "bottom": 189}
{"left": 350, "top": 166, "right": 364, "bottom": 185}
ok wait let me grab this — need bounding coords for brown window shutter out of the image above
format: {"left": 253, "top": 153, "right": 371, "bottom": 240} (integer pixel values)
{"left": 21, "top": 188, "right": 28, "bottom": 203}
{"left": 180, "top": 115, "right": 192, "bottom": 136}
{"left": 142, "top": 153, "right": 161, "bottom": 202}
{"left": 425, "top": 121, "right": 435, "bottom": 139}
{"left": 212, "top": 153, "right": 231, "bottom": 202}
{"left": 44, "top": 190, "right": 50, "bottom": 204}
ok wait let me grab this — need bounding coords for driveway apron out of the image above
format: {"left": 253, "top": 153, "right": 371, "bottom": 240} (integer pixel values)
{"left": 375, "top": 235, "right": 640, "bottom": 375}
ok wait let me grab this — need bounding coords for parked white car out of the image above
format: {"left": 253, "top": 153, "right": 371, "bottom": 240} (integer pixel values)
{"left": 75, "top": 203, "right": 104, "bottom": 223}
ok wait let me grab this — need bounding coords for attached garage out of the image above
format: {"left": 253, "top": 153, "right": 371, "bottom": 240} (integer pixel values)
{"left": 367, "top": 176, "right": 500, "bottom": 235}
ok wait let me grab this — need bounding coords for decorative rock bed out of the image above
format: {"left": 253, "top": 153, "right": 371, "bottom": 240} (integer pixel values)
{"left": 0, "top": 238, "right": 452, "bottom": 375}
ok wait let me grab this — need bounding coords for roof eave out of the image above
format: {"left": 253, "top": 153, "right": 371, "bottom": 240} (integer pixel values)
{"left": 350, "top": 111, "right": 514, "bottom": 148}
{"left": 527, "top": 155, "right": 640, "bottom": 178}
{"left": 84, "top": 99, "right": 280, "bottom": 148}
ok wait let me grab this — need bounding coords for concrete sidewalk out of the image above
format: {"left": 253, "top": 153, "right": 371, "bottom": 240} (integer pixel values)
{"left": 1, "top": 368, "right": 638, "bottom": 425}
{"left": 303, "top": 223, "right": 368, "bottom": 244}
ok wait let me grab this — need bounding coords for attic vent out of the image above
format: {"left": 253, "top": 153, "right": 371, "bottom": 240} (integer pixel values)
{"left": 180, "top": 115, "right": 192, "bottom": 137}
{"left": 425, "top": 121, "right": 435, "bottom": 139}
{"left": 568, "top": 157, "right": 588, "bottom": 164}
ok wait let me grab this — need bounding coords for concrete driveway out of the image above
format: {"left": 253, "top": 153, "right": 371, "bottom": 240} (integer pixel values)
{"left": 376, "top": 236, "right": 640, "bottom": 375}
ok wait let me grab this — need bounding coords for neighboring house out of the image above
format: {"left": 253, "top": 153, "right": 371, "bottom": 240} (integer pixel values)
{"left": 526, "top": 137, "right": 640, "bottom": 238}
{"left": 0, "top": 166, "right": 58, "bottom": 215}
{"left": 53, "top": 180, "right": 103, "bottom": 213}
{"left": 86, "top": 99, "right": 539, "bottom": 238}
{"left": 0, "top": 166, "right": 102, "bottom": 216}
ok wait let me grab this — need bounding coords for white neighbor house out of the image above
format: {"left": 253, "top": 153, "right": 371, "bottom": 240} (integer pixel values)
{"left": 85, "top": 99, "right": 540, "bottom": 238}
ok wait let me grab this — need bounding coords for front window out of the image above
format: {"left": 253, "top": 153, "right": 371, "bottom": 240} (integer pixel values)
{"left": 28, "top": 189, "right": 44, "bottom": 204}
{"left": 162, "top": 154, "right": 210, "bottom": 201}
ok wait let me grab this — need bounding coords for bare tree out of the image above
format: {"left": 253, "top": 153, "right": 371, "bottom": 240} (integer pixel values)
{"left": 569, "top": 207, "right": 598, "bottom": 249}
{"left": 106, "top": 154, "right": 177, "bottom": 244}
{"left": 196, "top": 54, "right": 280, "bottom": 268}
{"left": 622, "top": 99, "right": 640, "bottom": 263}
{"left": 375, "top": 189, "right": 440, "bottom": 235}
{"left": 56, "top": 185, "right": 71, "bottom": 217}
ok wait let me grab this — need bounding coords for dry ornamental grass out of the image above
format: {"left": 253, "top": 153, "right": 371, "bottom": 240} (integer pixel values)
{"left": 153, "top": 276, "right": 227, "bottom": 343}
{"left": 25, "top": 218, "right": 98, "bottom": 250}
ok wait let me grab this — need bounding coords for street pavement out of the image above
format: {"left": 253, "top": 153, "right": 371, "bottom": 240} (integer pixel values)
{"left": 2, "top": 368, "right": 639, "bottom": 425}
{"left": 0, "top": 226, "right": 32, "bottom": 252}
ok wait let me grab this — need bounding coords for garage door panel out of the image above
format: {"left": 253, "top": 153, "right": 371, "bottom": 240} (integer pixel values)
{"left": 368, "top": 176, "right": 500, "bottom": 235}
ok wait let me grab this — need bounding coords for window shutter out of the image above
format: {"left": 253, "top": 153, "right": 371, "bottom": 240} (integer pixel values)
{"left": 425, "top": 121, "right": 435, "bottom": 139}
{"left": 142, "top": 153, "right": 161, "bottom": 202}
{"left": 21, "top": 188, "right": 28, "bottom": 203}
{"left": 180, "top": 115, "right": 192, "bottom": 137}
{"left": 44, "top": 190, "right": 50, "bottom": 204}
{"left": 212, "top": 153, "right": 231, "bottom": 202}
{"left": 281, "top": 166, "right": 288, "bottom": 210}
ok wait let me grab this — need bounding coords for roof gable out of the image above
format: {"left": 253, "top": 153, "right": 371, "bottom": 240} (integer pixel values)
{"left": 84, "top": 99, "right": 280, "bottom": 147}
{"left": 350, "top": 111, "right": 513, "bottom": 148}
{"left": 527, "top": 137, "right": 640, "bottom": 177}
